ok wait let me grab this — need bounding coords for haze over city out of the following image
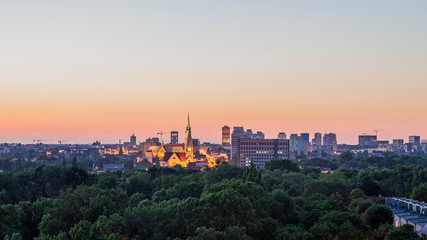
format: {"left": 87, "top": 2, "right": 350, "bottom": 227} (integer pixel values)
{"left": 1, "top": 0, "right": 427, "bottom": 144}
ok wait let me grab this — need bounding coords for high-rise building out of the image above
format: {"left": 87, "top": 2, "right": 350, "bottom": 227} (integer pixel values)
{"left": 130, "top": 133, "right": 137, "bottom": 146}
{"left": 301, "top": 133, "right": 310, "bottom": 143}
{"left": 239, "top": 138, "right": 289, "bottom": 168}
{"left": 313, "top": 133, "right": 322, "bottom": 146}
{"left": 222, "top": 125, "right": 231, "bottom": 147}
{"left": 231, "top": 127, "right": 245, "bottom": 164}
{"left": 409, "top": 136, "right": 421, "bottom": 146}
{"left": 278, "top": 132, "right": 287, "bottom": 139}
{"left": 358, "top": 135, "right": 377, "bottom": 146}
{"left": 323, "top": 133, "right": 337, "bottom": 151}
{"left": 171, "top": 131, "right": 178, "bottom": 144}
{"left": 289, "top": 134, "right": 299, "bottom": 153}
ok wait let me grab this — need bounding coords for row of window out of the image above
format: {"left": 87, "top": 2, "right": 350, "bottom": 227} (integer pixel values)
{"left": 240, "top": 142, "right": 288, "bottom": 146}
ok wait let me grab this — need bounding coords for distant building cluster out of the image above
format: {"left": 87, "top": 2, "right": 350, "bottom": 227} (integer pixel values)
{"left": 356, "top": 134, "right": 427, "bottom": 156}
{"left": 225, "top": 127, "right": 339, "bottom": 168}
{"left": 1, "top": 115, "right": 427, "bottom": 172}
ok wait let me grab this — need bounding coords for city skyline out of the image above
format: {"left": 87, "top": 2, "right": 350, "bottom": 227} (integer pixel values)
{"left": 0, "top": 113, "right": 425, "bottom": 146}
{"left": 1, "top": 1, "right": 427, "bottom": 144}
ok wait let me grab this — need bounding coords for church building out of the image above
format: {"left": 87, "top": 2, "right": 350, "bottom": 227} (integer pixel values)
{"left": 145, "top": 114, "right": 195, "bottom": 167}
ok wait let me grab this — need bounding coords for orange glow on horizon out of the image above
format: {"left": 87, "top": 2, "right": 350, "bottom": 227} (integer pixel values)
{"left": 1, "top": 1, "right": 426, "bottom": 145}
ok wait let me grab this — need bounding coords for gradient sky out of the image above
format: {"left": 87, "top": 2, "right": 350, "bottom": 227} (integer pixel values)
{"left": 1, "top": 0, "right": 426, "bottom": 144}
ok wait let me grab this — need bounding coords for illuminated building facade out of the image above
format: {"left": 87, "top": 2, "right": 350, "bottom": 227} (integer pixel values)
{"left": 171, "top": 131, "right": 178, "bottom": 144}
{"left": 222, "top": 125, "right": 231, "bottom": 147}
{"left": 238, "top": 138, "right": 289, "bottom": 169}
{"left": 146, "top": 114, "right": 195, "bottom": 167}
{"left": 184, "top": 113, "right": 194, "bottom": 160}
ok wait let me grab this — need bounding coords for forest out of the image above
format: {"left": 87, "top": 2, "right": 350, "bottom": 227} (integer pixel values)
{"left": 1, "top": 159, "right": 427, "bottom": 240}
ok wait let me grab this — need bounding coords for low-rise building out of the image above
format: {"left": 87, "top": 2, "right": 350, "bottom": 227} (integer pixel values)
{"left": 386, "top": 197, "right": 427, "bottom": 237}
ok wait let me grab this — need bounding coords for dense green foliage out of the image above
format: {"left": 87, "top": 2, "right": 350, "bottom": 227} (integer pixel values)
{"left": 1, "top": 160, "right": 427, "bottom": 239}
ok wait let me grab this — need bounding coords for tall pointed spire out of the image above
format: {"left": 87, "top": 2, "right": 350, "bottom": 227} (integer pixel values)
{"left": 186, "top": 112, "right": 191, "bottom": 130}
{"left": 184, "top": 113, "right": 193, "bottom": 159}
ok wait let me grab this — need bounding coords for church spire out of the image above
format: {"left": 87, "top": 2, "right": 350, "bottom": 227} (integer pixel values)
{"left": 186, "top": 113, "right": 191, "bottom": 130}
{"left": 184, "top": 113, "right": 193, "bottom": 159}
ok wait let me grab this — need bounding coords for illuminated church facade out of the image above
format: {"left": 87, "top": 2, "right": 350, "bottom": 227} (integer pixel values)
{"left": 145, "top": 114, "right": 195, "bottom": 167}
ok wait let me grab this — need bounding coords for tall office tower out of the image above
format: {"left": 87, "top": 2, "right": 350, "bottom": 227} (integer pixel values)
{"left": 301, "top": 133, "right": 310, "bottom": 143}
{"left": 170, "top": 131, "right": 178, "bottom": 144}
{"left": 231, "top": 127, "right": 246, "bottom": 164}
{"left": 239, "top": 138, "right": 289, "bottom": 168}
{"left": 289, "top": 134, "right": 298, "bottom": 153}
{"left": 222, "top": 125, "right": 231, "bottom": 147}
{"left": 278, "top": 132, "right": 287, "bottom": 139}
{"left": 323, "top": 133, "right": 337, "bottom": 151}
{"left": 409, "top": 136, "right": 421, "bottom": 146}
{"left": 314, "top": 133, "right": 322, "bottom": 146}
{"left": 130, "top": 133, "right": 137, "bottom": 146}
{"left": 358, "top": 135, "right": 378, "bottom": 145}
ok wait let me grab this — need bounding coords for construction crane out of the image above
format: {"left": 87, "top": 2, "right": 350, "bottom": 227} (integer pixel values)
{"left": 157, "top": 131, "right": 170, "bottom": 144}
{"left": 58, "top": 139, "right": 67, "bottom": 145}
{"left": 373, "top": 129, "right": 383, "bottom": 137}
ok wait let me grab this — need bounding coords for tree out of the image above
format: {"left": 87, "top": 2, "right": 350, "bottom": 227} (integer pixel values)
{"left": 242, "top": 162, "right": 262, "bottom": 184}
{"left": 350, "top": 188, "right": 365, "bottom": 200}
{"left": 360, "top": 179, "right": 381, "bottom": 196}
{"left": 69, "top": 220, "right": 94, "bottom": 240}
{"left": 72, "top": 157, "right": 77, "bottom": 168}
{"left": 96, "top": 173, "right": 118, "bottom": 189}
{"left": 200, "top": 188, "right": 256, "bottom": 231}
{"left": 310, "top": 211, "right": 364, "bottom": 240}
{"left": 303, "top": 180, "right": 329, "bottom": 198}
{"left": 125, "top": 171, "right": 153, "bottom": 196}
{"left": 205, "top": 164, "right": 244, "bottom": 184}
{"left": 340, "top": 151, "right": 353, "bottom": 161}
{"left": 265, "top": 159, "right": 300, "bottom": 172}
{"left": 52, "top": 232, "right": 68, "bottom": 240}
{"left": 363, "top": 205, "right": 393, "bottom": 229}
{"left": 411, "top": 186, "right": 427, "bottom": 202}
{"left": 269, "top": 189, "right": 297, "bottom": 224}
{"left": 0, "top": 204, "right": 22, "bottom": 240}
{"left": 385, "top": 224, "right": 419, "bottom": 240}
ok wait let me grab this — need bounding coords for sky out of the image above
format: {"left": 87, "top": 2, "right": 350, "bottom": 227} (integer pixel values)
{"left": 0, "top": 0, "right": 426, "bottom": 144}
